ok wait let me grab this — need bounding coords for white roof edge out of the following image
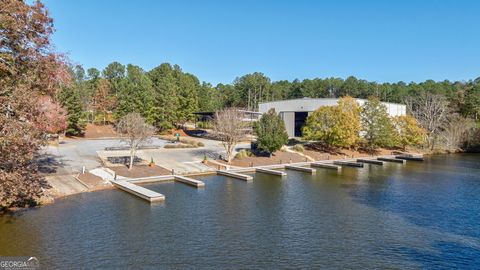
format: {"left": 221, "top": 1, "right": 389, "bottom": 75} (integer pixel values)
{"left": 259, "top": 97, "right": 405, "bottom": 106}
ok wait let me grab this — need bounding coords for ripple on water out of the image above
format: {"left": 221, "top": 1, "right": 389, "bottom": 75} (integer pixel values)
{"left": 0, "top": 154, "right": 479, "bottom": 269}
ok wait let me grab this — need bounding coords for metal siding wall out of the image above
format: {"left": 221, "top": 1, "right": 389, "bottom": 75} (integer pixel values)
{"left": 283, "top": 112, "right": 295, "bottom": 137}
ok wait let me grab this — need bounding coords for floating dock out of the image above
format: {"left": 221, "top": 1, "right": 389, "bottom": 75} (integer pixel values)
{"left": 285, "top": 165, "right": 316, "bottom": 174}
{"left": 357, "top": 159, "right": 384, "bottom": 165}
{"left": 377, "top": 157, "right": 406, "bottom": 164}
{"left": 334, "top": 161, "right": 364, "bottom": 167}
{"left": 127, "top": 175, "right": 174, "bottom": 184}
{"left": 310, "top": 163, "right": 342, "bottom": 171}
{"left": 217, "top": 170, "right": 253, "bottom": 181}
{"left": 395, "top": 155, "right": 424, "bottom": 161}
{"left": 174, "top": 175, "right": 205, "bottom": 188}
{"left": 112, "top": 180, "right": 165, "bottom": 203}
{"left": 256, "top": 168, "right": 287, "bottom": 176}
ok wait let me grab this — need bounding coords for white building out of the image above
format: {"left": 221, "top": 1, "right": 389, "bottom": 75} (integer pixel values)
{"left": 258, "top": 98, "right": 406, "bottom": 137}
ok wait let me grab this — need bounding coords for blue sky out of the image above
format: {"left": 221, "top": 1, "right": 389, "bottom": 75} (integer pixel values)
{"left": 44, "top": 0, "right": 480, "bottom": 85}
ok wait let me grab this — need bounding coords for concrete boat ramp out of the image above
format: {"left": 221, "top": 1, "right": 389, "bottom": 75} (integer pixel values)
{"left": 108, "top": 154, "right": 423, "bottom": 203}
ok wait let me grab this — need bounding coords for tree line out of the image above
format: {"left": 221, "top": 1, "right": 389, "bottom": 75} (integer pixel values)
{"left": 62, "top": 67, "right": 480, "bottom": 136}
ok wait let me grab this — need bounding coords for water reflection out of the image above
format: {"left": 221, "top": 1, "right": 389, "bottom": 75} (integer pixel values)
{"left": 0, "top": 154, "right": 478, "bottom": 268}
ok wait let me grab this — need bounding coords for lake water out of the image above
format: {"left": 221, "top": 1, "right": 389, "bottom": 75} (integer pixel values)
{"left": 1, "top": 154, "right": 479, "bottom": 269}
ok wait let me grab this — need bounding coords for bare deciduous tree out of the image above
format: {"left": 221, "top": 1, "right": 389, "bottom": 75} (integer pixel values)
{"left": 405, "top": 93, "right": 450, "bottom": 150}
{"left": 116, "top": 113, "right": 155, "bottom": 170}
{"left": 212, "top": 108, "right": 248, "bottom": 163}
{"left": 439, "top": 114, "right": 474, "bottom": 152}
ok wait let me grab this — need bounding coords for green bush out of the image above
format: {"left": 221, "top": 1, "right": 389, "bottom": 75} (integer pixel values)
{"left": 197, "top": 121, "right": 212, "bottom": 129}
{"left": 253, "top": 109, "right": 288, "bottom": 155}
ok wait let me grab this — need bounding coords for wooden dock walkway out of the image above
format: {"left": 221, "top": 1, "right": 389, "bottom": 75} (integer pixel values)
{"left": 377, "top": 157, "right": 406, "bottom": 164}
{"left": 112, "top": 180, "right": 165, "bottom": 203}
{"left": 285, "top": 165, "right": 316, "bottom": 174}
{"left": 333, "top": 161, "right": 364, "bottom": 167}
{"left": 357, "top": 159, "right": 384, "bottom": 165}
{"left": 217, "top": 170, "right": 253, "bottom": 181}
{"left": 256, "top": 168, "right": 287, "bottom": 176}
{"left": 174, "top": 175, "right": 205, "bottom": 188}
{"left": 310, "top": 162, "right": 342, "bottom": 170}
{"left": 395, "top": 155, "right": 424, "bottom": 161}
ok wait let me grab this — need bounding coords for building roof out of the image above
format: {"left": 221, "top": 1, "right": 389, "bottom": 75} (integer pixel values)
{"left": 259, "top": 97, "right": 405, "bottom": 107}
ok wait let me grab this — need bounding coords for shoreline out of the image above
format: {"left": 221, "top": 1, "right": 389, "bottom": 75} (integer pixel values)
{"left": 4, "top": 150, "right": 474, "bottom": 215}
{"left": 42, "top": 151, "right": 426, "bottom": 205}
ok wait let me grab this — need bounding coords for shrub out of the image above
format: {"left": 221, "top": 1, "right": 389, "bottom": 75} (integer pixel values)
{"left": 292, "top": 144, "right": 304, "bottom": 152}
{"left": 197, "top": 121, "right": 212, "bottom": 129}
{"left": 164, "top": 143, "right": 196, "bottom": 149}
{"left": 235, "top": 149, "right": 253, "bottom": 159}
{"left": 159, "top": 136, "right": 204, "bottom": 148}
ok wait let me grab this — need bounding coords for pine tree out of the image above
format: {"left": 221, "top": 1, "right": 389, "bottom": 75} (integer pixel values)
{"left": 176, "top": 71, "right": 199, "bottom": 125}
{"left": 115, "top": 65, "right": 155, "bottom": 122}
{"left": 59, "top": 87, "right": 85, "bottom": 136}
{"left": 148, "top": 63, "right": 179, "bottom": 131}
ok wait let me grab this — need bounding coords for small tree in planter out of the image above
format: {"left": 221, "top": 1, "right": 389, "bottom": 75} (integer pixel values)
{"left": 116, "top": 113, "right": 155, "bottom": 170}
{"left": 254, "top": 109, "right": 289, "bottom": 156}
{"left": 149, "top": 157, "right": 155, "bottom": 167}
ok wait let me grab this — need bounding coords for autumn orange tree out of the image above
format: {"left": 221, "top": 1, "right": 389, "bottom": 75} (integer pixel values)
{"left": 0, "top": 0, "right": 70, "bottom": 209}
{"left": 94, "top": 78, "right": 116, "bottom": 124}
{"left": 303, "top": 96, "right": 361, "bottom": 148}
{"left": 393, "top": 115, "right": 426, "bottom": 150}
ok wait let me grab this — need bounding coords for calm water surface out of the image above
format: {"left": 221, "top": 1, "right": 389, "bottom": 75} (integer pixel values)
{"left": 0, "top": 154, "right": 479, "bottom": 269}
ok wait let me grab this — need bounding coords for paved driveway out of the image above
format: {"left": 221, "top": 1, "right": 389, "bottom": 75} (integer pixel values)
{"left": 41, "top": 138, "right": 166, "bottom": 175}
{"left": 41, "top": 137, "right": 249, "bottom": 175}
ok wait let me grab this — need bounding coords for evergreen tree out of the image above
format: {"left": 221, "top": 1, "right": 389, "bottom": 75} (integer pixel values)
{"left": 198, "top": 82, "right": 223, "bottom": 112}
{"left": 102, "top": 61, "right": 126, "bottom": 97}
{"left": 361, "top": 97, "right": 397, "bottom": 149}
{"left": 233, "top": 72, "right": 271, "bottom": 110}
{"left": 115, "top": 65, "right": 155, "bottom": 122}
{"left": 58, "top": 87, "right": 85, "bottom": 135}
{"left": 148, "top": 63, "right": 180, "bottom": 130}
{"left": 254, "top": 109, "right": 289, "bottom": 155}
{"left": 175, "top": 67, "right": 199, "bottom": 125}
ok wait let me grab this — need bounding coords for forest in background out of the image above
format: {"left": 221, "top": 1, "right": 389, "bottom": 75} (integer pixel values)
{"left": 61, "top": 62, "right": 480, "bottom": 136}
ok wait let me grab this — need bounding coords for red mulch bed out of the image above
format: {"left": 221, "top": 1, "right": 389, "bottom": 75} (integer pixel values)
{"left": 214, "top": 146, "right": 406, "bottom": 168}
{"left": 82, "top": 124, "right": 119, "bottom": 139}
{"left": 109, "top": 165, "right": 171, "bottom": 178}
{"left": 216, "top": 151, "right": 307, "bottom": 167}
{"left": 77, "top": 172, "right": 109, "bottom": 189}
{"left": 162, "top": 128, "right": 189, "bottom": 137}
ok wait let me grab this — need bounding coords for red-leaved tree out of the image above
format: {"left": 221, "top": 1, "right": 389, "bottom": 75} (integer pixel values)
{"left": 35, "top": 96, "right": 68, "bottom": 134}
{"left": 0, "top": 0, "right": 71, "bottom": 209}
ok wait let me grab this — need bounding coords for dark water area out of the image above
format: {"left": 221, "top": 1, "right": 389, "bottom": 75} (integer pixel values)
{"left": 0, "top": 154, "right": 479, "bottom": 269}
